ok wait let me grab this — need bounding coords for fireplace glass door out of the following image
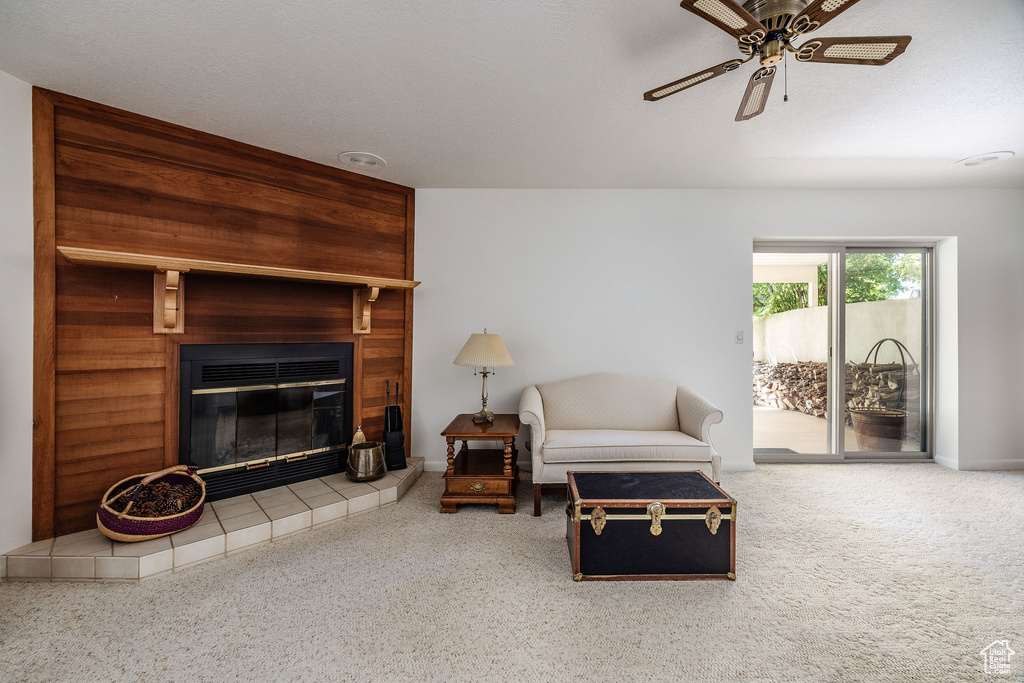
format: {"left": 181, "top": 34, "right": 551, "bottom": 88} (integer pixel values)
{"left": 190, "top": 381, "right": 346, "bottom": 472}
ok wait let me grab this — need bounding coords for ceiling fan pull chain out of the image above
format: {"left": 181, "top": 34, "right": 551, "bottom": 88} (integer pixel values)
{"left": 783, "top": 50, "right": 789, "bottom": 103}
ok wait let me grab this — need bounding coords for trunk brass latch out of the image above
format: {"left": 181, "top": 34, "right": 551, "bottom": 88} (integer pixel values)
{"left": 706, "top": 505, "right": 722, "bottom": 535}
{"left": 590, "top": 506, "right": 607, "bottom": 535}
{"left": 647, "top": 502, "right": 665, "bottom": 536}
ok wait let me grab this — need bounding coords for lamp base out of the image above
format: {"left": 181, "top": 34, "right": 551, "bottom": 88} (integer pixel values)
{"left": 472, "top": 408, "right": 495, "bottom": 424}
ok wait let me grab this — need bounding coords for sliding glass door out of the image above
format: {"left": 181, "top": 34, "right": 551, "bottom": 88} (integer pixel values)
{"left": 752, "top": 252, "right": 832, "bottom": 457}
{"left": 841, "top": 249, "right": 928, "bottom": 456}
{"left": 753, "top": 244, "right": 932, "bottom": 462}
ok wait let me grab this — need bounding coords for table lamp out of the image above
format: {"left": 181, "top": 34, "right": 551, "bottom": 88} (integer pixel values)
{"left": 453, "top": 329, "right": 514, "bottom": 423}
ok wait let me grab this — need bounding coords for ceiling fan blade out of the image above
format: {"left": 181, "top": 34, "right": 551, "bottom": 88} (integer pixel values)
{"left": 679, "top": 0, "right": 766, "bottom": 44}
{"left": 644, "top": 58, "right": 747, "bottom": 101}
{"left": 735, "top": 66, "right": 776, "bottom": 121}
{"left": 791, "top": 0, "right": 865, "bottom": 35}
{"left": 794, "top": 36, "right": 912, "bottom": 65}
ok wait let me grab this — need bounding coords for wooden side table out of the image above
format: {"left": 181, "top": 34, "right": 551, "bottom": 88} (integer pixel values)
{"left": 440, "top": 413, "right": 520, "bottom": 514}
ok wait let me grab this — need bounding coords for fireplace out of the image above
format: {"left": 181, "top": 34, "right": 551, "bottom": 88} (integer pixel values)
{"left": 179, "top": 343, "right": 354, "bottom": 500}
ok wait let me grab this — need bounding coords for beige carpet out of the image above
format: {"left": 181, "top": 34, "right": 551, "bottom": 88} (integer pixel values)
{"left": 1, "top": 464, "right": 1022, "bottom": 682}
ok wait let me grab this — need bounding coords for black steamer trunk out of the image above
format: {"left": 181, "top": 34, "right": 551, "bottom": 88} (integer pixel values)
{"left": 566, "top": 471, "right": 736, "bottom": 581}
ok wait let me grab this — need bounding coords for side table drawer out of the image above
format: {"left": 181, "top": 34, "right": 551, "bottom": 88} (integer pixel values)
{"left": 446, "top": 479, "right": 510, "bottom": 496}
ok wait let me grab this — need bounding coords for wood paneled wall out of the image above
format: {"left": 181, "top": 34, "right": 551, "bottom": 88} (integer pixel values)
{"left": 33, "top": 89, "right": 415, "bottom": 539}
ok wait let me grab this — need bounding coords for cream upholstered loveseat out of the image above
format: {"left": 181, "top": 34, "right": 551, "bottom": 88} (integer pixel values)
{"left": 518, "top": 373, "right": 723, "bottom": 516}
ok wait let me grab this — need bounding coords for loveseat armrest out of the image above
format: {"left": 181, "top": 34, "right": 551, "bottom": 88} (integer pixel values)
{"left": 676, "top": 385, "right": 723, "bottom": 446}
{"left": 518, "top": 385, "right": 546, "bottom": 467}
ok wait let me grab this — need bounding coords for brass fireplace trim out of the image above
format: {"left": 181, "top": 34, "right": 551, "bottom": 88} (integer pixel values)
{"left": 191, "top": 379, "right": 346, "bottom": 395}
{"left": 195, "top": 445, "right": 344, "bottom": 475}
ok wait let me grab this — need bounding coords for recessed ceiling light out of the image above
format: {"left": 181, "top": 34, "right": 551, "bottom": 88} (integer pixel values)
{"left": 952, "top": 151, "right": 1014, "bottom": 168}
{"left": 338, "top": 151, "right": 387, "bottom": 170}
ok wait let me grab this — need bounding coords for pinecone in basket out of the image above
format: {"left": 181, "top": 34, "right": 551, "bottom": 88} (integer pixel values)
{"left": 110, "top": 481, "right": 202, "bottom": 517}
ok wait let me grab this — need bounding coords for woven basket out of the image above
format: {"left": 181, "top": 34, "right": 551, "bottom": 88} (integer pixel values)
{"left": 96, "top": 465, "right": 206, "bottom": 542}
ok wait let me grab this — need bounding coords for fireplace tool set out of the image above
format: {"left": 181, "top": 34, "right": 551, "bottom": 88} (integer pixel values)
{"left": 346, "top": 379, "right": 407, "bottom": 480}
{"left": 384, "top": 379, "right": 407, "bottom": 471}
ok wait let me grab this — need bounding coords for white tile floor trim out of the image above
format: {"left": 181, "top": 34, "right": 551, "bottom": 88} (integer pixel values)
{"left": 1, "top": 458, "right": 423, "bottom": 583}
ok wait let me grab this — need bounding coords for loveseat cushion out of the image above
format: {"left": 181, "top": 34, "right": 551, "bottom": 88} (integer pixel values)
{"left": 536, "top": 374, "right": 680, "bottom": 431}
{"left": 541, "top": 429, "right": 713, "bottom": 464}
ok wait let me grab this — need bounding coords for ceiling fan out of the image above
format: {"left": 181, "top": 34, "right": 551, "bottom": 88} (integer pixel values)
{"left": 644, "top": 0, "right": 912, "bottom": 121}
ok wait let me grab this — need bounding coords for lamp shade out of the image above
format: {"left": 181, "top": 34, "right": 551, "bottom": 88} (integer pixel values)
{"left": 453, "top": 332, "right": 514, "bottom": 368}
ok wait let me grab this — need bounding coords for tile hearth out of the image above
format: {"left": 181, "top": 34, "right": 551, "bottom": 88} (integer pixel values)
{"left": 1, "top": 458, "right": 422, "bottom": 583}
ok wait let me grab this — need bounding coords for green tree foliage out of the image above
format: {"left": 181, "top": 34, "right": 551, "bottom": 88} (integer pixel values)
{"left": 844, "top": 253, "right": 921, "bottom": 304}
{"left": 752, "top": 281, "right": 809, "bottom": 318}
{"left": 753, "top": 254, "right": 921, "bottom": 319}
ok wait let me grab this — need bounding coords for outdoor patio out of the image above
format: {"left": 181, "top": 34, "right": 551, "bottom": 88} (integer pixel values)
{"left": 754, "top": 407, "right": 920, "bottom": 456}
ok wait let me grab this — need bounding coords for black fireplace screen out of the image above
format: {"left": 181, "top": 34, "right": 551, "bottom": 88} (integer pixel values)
{"left": 180, "top": 343, "right": 353, "bottom": 499}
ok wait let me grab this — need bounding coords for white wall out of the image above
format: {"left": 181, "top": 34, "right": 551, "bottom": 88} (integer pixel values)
{"left": 413, "top": 190, "right": 1024, "bottom": 473}
{"left": 753, "top": 306, "right": 829, "bottom": 363}
{"left": 753, "top": 299, "right": 922, "bottom": 364}
{"left": 0, "top": 70, "right": 34, "bottom": 554}
{"left": 933, "top": 237, "right": 959, "bottom": 470}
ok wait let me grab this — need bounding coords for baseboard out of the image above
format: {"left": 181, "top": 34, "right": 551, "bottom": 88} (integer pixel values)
{"left": 955, "top": 456, "right": 1024, "bottom": 471}
{"left": 933, "top": 453, "right": 958, "bottom": 470}
{"left": 425, "top": 460, "right": 745, "bottom": 474}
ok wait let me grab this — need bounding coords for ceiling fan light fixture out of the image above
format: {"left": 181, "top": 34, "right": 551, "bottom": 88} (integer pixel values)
{"left": 338, "top": 151, "right": 387, "bottom": 170}
{"left": 761, "top": 37, "right": 786, "bottom": 65}
{"left": 952, "top": 151, "right": 1014, "bottom": 168}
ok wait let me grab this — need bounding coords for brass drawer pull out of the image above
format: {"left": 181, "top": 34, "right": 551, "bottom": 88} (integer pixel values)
{"left": 470, "top": 482, "right": 485, "bottom": 492}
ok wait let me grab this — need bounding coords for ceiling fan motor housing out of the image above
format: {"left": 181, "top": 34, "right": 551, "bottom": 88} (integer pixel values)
{"left": 743, "top": 0, "right": 808, "bottom": 30}
{"left": 761, "top": 31, "right": 787, "bottom": 65}
{"left": 743, "top": 0, "right": 808, "bottom": 65}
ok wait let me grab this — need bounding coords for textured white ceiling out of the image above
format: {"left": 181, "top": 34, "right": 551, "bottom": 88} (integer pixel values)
{"left": 1, "top": 0, "right": 1022, "bottom": 189}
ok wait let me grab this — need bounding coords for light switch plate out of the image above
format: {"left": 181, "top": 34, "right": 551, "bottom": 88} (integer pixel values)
{"left": 735, "top": 330, "right": 744, "bottom": 344}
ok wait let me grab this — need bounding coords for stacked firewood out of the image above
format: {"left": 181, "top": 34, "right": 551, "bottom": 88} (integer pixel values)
{"left": 753, "top": 360, "right": 920, "bottom": 423}
{"left": 109, "top": 480, "right": 202, "bottom": 517}
{"left": 752, "top": 361, "right": 828, "bottom": 418}
{"left": 845, "top": 362, "right": 920, "bottom": 412}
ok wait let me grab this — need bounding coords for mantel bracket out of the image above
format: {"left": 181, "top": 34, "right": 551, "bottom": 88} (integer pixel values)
{"left": 154, "top": 270, "right": 185, "bottom": 334}
{"left": 352, "top": 286, "right": 380, "bottom": 335}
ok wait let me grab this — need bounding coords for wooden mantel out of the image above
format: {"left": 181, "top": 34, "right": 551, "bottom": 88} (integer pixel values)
{"left": 58, "top": 246, "right": 420, "bottom": 335}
